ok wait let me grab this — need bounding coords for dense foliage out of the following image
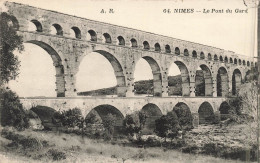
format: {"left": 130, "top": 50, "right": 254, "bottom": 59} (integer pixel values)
{"left": 0, "top": 88, "right": 29, "bottom": 130}
{"left": 0, "top": 12, "right": 24, "bottom": 85}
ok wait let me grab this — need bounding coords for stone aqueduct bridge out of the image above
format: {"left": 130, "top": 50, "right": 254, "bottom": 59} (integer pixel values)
{"left": 5, "top": 2, "right": 256, "bottom": 120}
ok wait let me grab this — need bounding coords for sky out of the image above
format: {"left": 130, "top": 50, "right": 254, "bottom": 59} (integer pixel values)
{"left": 2, "top": 0, "right": 258, "bottom": 97}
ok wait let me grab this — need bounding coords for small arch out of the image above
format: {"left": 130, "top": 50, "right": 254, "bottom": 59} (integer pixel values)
{"left": 184, "top": 49, "right": 189, "bottom": 56}
{"left": 117, "top": 36, "right": 125, "bottom": 46}
{"left": 51, "top": 24, "right": 63, "bottom": 36}
{"left": 86, "top": 104, "right": 124, "bottom": 133}
{"left": 234, "top": 58, "right": 237, "bottom": 64}
{"left": 154, "top": 43, "right": 161, "bottom": 52}
{"left": 130, "top": 38, "right": 138, "bottom": 48}
{"left": 219, "top": 102, "right": 231, "bottom": 120}
{"left": 192, "top": 50, "right": 197, "bottom": 58}
{"left": 230, "top": 58, "right": 233, "bottom": 63}
{"left": 251, "top": 62, "right": 254, "bottom": 67}
{"left": 195, "top": 64, "right": 213, "bottom": 96}
{"left": 71, "top": 26, "right": 81, "bottom": 39}
{"left": 198, "top": 102, "right": 215, "bottom": 124}
{"left": 31, "top": 20, "right": 42, "bottom": 32}
{"left": 219, "top": 56, "right": 223, "bottom": 62}
{"left": 243, "top": 60, "right": 246, "bottom": 65}
{"left": 103, "top": 33, "right": 112, "bottom": 44}
{"left": 238, "top": 59, "right": 241, "bottom": 65}
{"left": 224, "top": 56, "right": 228, "bottom": 63}
{"left": 200, "top": 52, "right": 205, "bottom": 59}
{"left": 247, "top": 61, "right": 250, "bottom": 66}
{"left": 143, "top": 41, "right": 150, "bottom": 50}
{"left": 208, "top": 53, "right": 212, "bottom": 60}
{"left": 87, "top": 30, "right": 97, "bottom": 42}
{"left": 214, "top": 54, "right": 218, "bottom": 61}
{"left": 141, "top": 103, "right": 162, "bottom": 134}
{"left": 165, "top": 44, "right": 171, "bottom": 53}
{"left": 232, "top": 69, "right": 242, "bottom": 95}
{"left": 175, "top": 47, "right": 180, "bottom": 55}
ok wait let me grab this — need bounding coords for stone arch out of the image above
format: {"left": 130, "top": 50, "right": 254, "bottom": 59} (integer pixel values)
{"left": 165, "top": 44, "right": 171, "bottom": 53}
{"left": 175, "top": 47, "right": 180, "bottom": 55}
{"left": 243, "top": 60, "right": 246, "bottom": 65}
{"left": 52, "top": 24, "right": 63, "bottom": 36}
{"left": 25, "top": 40, "right": 65, "bottom": 97}
{"left": 200, "top": 52, "right": 205, "bottom": 59}
{"left": 184, "top": 49, "right": 189, "bottom": 56}
{"left": 214, "top": 54, "right": 218, "bottom": 61}
{"left": 141, "top": 103, "right": 163, "bottom": 134}
{"left": 219, "top": 56, "right": 223, "bottom": 62}
{"left": 168, "top": 61, "right": 190, "bottom": 96}
{"left": 234, "top": 58, "right": 237, "bottom": 64}
{"left": 87, "top": 30, "right": 97, "bottom": 42}
{"left": 219, "top": 101, "right": 231, "bottom": 120}
{"left": 195, "top": 64, "right": 213, "bottom": 96}
{"left": 143, "top": 41, "right": 150, "bottom": 50}
{"left": 103, "top": 33, "right": 112, "bottom": 44}
{"left": 239, "top": 59, "right": 242, "bottom": 65}
{"left": 198, "top": 102, "right": 214, "bottom": 124}
{"left": 192, "top": 50, "right": 197, "bottom": 58}
{"left": 232, "top": 69, "right": 242, "bottom": 95}
{"left": 224, "top": 56, "right": 228, "bottom": 63}
{"left": 230, "top": 58, "right": 233, "bottom": 63}
{"left": 78, "top": 49, "right": 126, "bottom": 97}
{"left": 71, "top": 26, "right": 81, "bottom": 39}
{"left": 154, "top": 43, "right": 161, "bottom": 52}
{"left": 173, "top": 102, "right": 193, "bottom": 128}
{"left": 86, "top": 104, "right": 124, "bottom": 133}
{"left": 117, "top": 36, "right": 125, "bottom": 45}
{"left": 130, "top": 38, "right": 138, "bottom": 48}
{"left": 208, "top": 53, "right": 212, "bottom": 60}
{"left": 247, "top": 61, "right": 250, "bottom": 66}
{"left": 134, "top": 56, "right": 162, "bottom": 97}
{"left": 31, "top": 20, "right": 43, "bottom": 32}
{"left": 217, "top": 67, "right": 229, "bottom": 97}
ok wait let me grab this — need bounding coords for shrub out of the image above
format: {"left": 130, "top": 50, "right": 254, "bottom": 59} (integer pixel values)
{"left": 154, "top": 111, "right": 180, "bottom": 141}
{"left": 0, "top": 88, "right": 29, "bottom": 130}
{"left": 60, "top": 108, "right": 84, "bottom": 128}
{"left": 47, "top": 149, "right": 66, "bottom": 161}
{"left": 173, "top": 106, "right": 193, "bottom": 131}
{"left": 102, "top": 113, "right": 116, "bottom": 140}
{"left": 123, "top": 111, "right": 147, "bottom": 140}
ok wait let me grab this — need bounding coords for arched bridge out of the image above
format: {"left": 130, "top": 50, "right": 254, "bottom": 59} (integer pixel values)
{"left": 4, "top": 2, "right": 256, "bottom": 125}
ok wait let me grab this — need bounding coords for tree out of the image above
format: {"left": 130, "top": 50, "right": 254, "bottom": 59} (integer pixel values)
{"left": 154, "top": 111, "right": 180, "bottom": 142}
{"left": 102, "top": 113, "right": 116, "bottom": 140}
{"left": 0, "top": 12, "right": 24, "bottom": 86}
{"left": 173, "top": 106, "right": 193, "bottom": 131}
{"left": 59, "top": 108, "right": 83, "bottom": 128}
{"left": 123, "top": 111, "right": 147, "bottom": 140}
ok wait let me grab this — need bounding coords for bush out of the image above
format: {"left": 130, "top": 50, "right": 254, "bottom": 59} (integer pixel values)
{"left": 123, "top": 111, "right": 147, "bottom": 139}
{"left": 59, "top": 108, "right": 84, "bottom": 128}
{"left": 103, "top": 113, "right": 116, "bottom": 140}
{"left": 173, "top": 106, "right": 193, "bottom": 131}
{"left": 0, "top": 88, "right": 29, "bottom": 130}
{"left": 154, "top": 111, "right": 180, "bottom": 141}
{"left": 47, "top": 149, "right": 66, "bottom": 161}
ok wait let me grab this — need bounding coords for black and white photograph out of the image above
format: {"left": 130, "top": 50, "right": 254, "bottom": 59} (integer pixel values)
{"left": 0, "top": 0, "right": 259, "bottom": 162}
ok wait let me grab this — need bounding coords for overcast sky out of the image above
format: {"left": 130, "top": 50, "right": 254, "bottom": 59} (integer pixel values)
{"left": 3, "top": 0, "right": 257, "bottom": 97}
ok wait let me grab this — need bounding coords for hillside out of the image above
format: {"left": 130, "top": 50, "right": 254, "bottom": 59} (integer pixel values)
{"left": 78, "top": 71, "right": 205, "bottom": 96}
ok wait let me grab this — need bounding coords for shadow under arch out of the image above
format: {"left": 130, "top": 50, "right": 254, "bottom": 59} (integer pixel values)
{"left": 232, "top": 69, "right": 242, "bottom": 95}
{"left": 77, "top": 50, "right": 126, "bottom": 97}
{"left": 217, "top": 67, "right": 229, "bottom": 97}
{"left": 196, "top": 64, "right": 213, "bottom": 97}
{"left": 26, "top": 40, "right": 65, "bottom": 97}
{"left": 86, "top": 104, "right": 124, "bottom": 135}
{"left": 219, "top": 101, "right": 231, "bottom": 120}
{"left": 134, "top": 56, "right": 162, "bottom": 97}
{"left": 168, "top": 60, "right": 190, "bottom": 96}
{"left": 141, "top": 103, "right": 162, "bottom": 134}
{"left": 198, "top": 102, "right": 214, "bottom": 124}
